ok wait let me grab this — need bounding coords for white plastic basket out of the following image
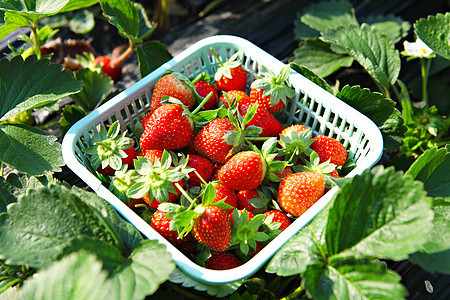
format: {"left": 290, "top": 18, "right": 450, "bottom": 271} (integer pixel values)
{"left": 62, "top": 35, "right": 383, "bottom": 285}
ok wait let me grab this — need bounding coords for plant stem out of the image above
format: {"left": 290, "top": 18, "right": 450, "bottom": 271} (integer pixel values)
{"left": 246, "top": 136, "right": 271, "bottom": 141}
{"left": 210, "top": 47, "right": 224, "bottom": 67}
{"left": 111, "top": 40, "right": 134, "bottom": 68}
{"left": 175, "top": 182, "right": 196, "bottom": 208}
{"left": 191, "top": 92, "right": 213, "bottom": 114}
{"left": 30, "top": 21, "right": 41, "bottom": 60}
{"left": 281, "top": 286, "right": 304, "bottom": 300}
{"left": 420, "top": 58, "right": 431, "bottom": 107}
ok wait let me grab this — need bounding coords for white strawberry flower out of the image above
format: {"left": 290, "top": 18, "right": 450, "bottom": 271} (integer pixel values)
{"left": 403, "top": 38, "right": 434, "bottom": 59}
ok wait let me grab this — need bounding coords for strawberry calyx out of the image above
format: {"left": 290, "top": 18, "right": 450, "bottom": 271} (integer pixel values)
{"left": 126, "top": 150, "right": 193, "bottom": 203}
{"left": 160, "top": 182, "right": 233, "bottom": 239}
{"left": 250, "top": 64, "right": 295, "bottom": 108}
{"left": 108, "top": 165, "right": 139, "bottom": 204}
{"left": 210, "top": 48, "right": 243, "bottom": 81}
{"left": 230, "top": 209, "right": 270, "bottom": 256}
{"left": 278, "top": 127, "right": 315, "bottom": 162}
{"left": 160, "top": 91, "right": 223, "bottom": 130}
{"left": 83, "top": 120, "right": 135, "bottom": 172}
{"left": 220, "top": 96, "right": 272, "bottom": 158}
{"left": 294, "top": 151, "right": 338, "bottom": 189}
{"left": 254, "top": 137, "right": 290, "bottom": 183}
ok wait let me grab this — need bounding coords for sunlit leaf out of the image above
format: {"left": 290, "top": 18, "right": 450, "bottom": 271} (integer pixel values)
{"left": 415, "top": 13, "right": 450, "bottom": 60}
{"left": 0, "top": 124, "right": 64, "bottom": 175}
{"left": 321, "top": 24, "right": 401, "bottom": 89}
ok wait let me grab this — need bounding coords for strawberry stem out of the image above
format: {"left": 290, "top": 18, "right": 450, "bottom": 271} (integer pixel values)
{"left": 191, "top": 91, "right": 213, "bottom": 114}
{"left": 174, "top": 182, "right": 196, "bottom": 206}
{"left": 246, "top": 136, "right": 271, "bottom": 141}
{"left": 210, "top": 47, "right": 225, "bottom": 67}
{"left": 111, "top": 40, "right": 134, "bottom": 67}
{"left": 193, "top": 169, "right": 208, "bottom": 185}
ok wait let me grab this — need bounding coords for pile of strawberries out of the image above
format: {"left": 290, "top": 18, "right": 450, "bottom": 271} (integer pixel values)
{"left": 84, "top": 49, "right": 348, "bottom": 270}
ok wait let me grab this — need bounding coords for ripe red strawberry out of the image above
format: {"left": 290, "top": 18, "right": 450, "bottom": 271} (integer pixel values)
{"left": 249, "top": 88, "right": 284, "bottom": 113}
{"left": 194, "top": 80, "right": 218, "bottom": 110}
{"left": 217, "top": 151, "right": 267, "bottom": 191}
{"left": 187, "top": 154, "right": 215, "bottom": 186}
{"left": 204, "top": 252, "right": 243, "bottom": 270}
{"left": 139, "top": 103, "right": 193, "bottom": 151}
{"left": 151, "top": 209, "right": 182, "bottom": 245}
{"left": 211, "top": 182, "right": 237, "bottom": 213}
{"left": 238, "top": 103, "right": 284, "bottom": 137}
{"left": 175, "top": 233, "right": 199, "bottom": 256}
{"left": 278, "top": 172, "right": 325, "bottom": 217}
{"left": 192, "top": 205, "right": 231, "bottom": 252}
{"left": 193, "top": 118, "right": 236, "bottom": 164}
{"left": 140, "top": 111, "right": 152, "bottom": 130}
{"left": 236, "top": 189, "right": 259, "bottom": 212}
{"left": 212, "top": 50, "right": 247, "bottom": 92}
{"left": 140, "top": 149, "right": 164, "bottom": 164}
{"left": 263, "top": 210, "right": 291, "bottom": 231}
{"left": 97, "top": 146, "right": 137, "bottom": 176}
{"left": 249, "top": 64, "right": 295, "bottom": 113}
{"left": 143, "top": 178, "right": 183, "bottom": 209}
{"left": 218, "top": 90, "right": 250, "bottom": 108}
{"left": 310, "top": 135, "right": 347, "bottom": 166}
{"left": 93, "top": 56, "right": 122, "bottom": 81}
{"left": 150, "top": 72, "right": 196, "bottom": 112}
{"left": 280, "top": 124, "right": 309, "bottom": 137}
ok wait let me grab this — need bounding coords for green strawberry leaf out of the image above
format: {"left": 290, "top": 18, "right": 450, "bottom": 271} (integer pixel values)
{"left": 60, "top": 0, "right": 99, "bottom": 13}
{"left": 290, "top": 63, "right": 334, "bottom": 94}
{"left": 100, "top": 0, "right": 156, "bottom": 44}
{"left": 409, "top": 197, "right": 450, "bottom": 274}
{"left": 59, "top": 104, "right": 87, "bottom": 134}
{"left": 298, "top": 0, "right": 358, "bottom": 38}
{"left": 290, "top": 39, "right": 354, "bottom": 78}
{"left": 269, "top": 166, "right": 430, "bottom": 298}
{"left": 0, "top": 124, "right": 64, "bottom": 175}
{"left": 405, "top": 145, "right": 450, "bottom": 197}
{"left": 302, "top": 256, "right": 406, "bottom": 300}
{"left": 134, "top": 2, "right": 157, "bottom": 40}
{"left": 17, "top": 239, "right": 174, "bottom": 300}
{"left": 326, "top": 166, "right": 433, "bottom": 261}
{"left": 414, "top": 13, "right": 450, "bottom": 60}
{"left": 0, "top": 0, "right": 69, "bottom": 21}
{"left": 370, "top": 18, "right": 408, "bottom": 44}
{"left": 0, "top": 12, "right": 29, "bottom": 41}
{"left": 0, "top": 184, "right": 126, "bottom": 268}
{"left": 0, "top": 176, "right": 17, "bottom": 214}
{"left": 169, "top": 268, "right": 243, "bottom": 298}
{"left": 0, "top": 56, "right": 82, "bottom": 121}
{"left": 70, "top": 67, "right": 114, "bottom": 113}
{"left": 137, "top": 40, "right": 173, "bottom": 78}
{"left": 361, "top": 14, "right": 410, "bottom": 44}
{"left": 321, "top": 23, "right": 401, "bottom": 90}
{"left": 100, "top": 0, "right": 138, "bottom": 42}
{"left": 106, "top": 239, "right": 175, "bottom": 298}
{"left": 17, "top": 251, "right": 112, "bottom": 300}
{"left": 70, "top": 186, "right": 143, "bottom": 252}
{"left": 335, "top": 85, "right": 406, "bottom": 152}
{"left": 266, "top": 201, "right": 332, "bottom": 276}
